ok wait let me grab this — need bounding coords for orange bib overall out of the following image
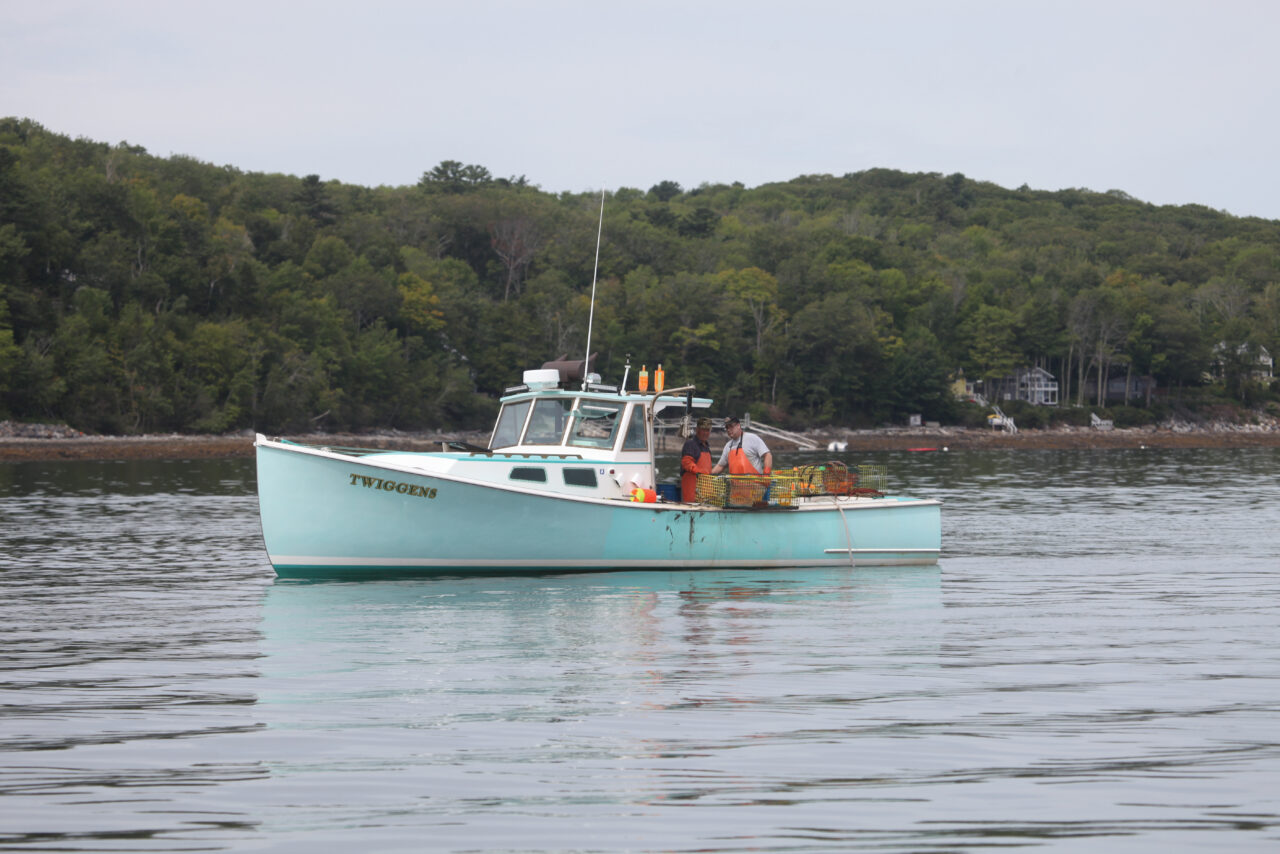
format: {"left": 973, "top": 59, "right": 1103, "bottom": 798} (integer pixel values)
{"left": 680, "top": 448, "right": 712, "bottom": 503}
{"left": 726, "top": 442, "right": 760, "bottom": 475}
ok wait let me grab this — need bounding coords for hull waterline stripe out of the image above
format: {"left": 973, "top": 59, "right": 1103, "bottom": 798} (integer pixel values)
{"left": 824, "top": 548, "right": 941, "bottom": 554}
{"left": 269, "top": 555, "right": 939, "bottom": 568}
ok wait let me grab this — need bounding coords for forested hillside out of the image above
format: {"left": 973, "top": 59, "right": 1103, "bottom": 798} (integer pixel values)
{"left": 1, "top": 117, "right": 1278, "bottom": 435}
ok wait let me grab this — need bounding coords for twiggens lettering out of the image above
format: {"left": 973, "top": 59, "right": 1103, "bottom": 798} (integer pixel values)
{"left": 348, "top": 473, "right": 438, "bottom": 499}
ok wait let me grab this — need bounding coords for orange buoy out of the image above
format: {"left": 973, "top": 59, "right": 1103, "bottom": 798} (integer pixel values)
{"left": 655, "top": 363, "right": 665, "bottom": 392}
{"left": 631, "top": 487, "right": 657, "bottom": 503}
{"left": 638, "top": 365, "right": 648, "bottom": 392}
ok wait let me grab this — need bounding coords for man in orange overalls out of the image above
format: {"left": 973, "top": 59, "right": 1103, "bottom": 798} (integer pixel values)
{"left": 679, "top": 417, "right": 713, "bottom": 503}
{"left": 712, "top": 416, "right": 773, "bottom": 476}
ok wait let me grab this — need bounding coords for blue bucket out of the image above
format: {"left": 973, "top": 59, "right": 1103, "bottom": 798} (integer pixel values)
{"left": 656, "top": 483, "right": 680, "bottom": 502}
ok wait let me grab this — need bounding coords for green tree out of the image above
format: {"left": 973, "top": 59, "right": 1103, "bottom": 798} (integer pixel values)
{"left": 419, "top": 160, "right": 493, "bottom": 194}
{"left": 0, "top": 282, "right": 21, "bottom": 407}
{"left": 716, "top": 267, "right": 782, "bottom": 358}
{"left": 788, "top": 291, "right": 882, "bottom": 423}
{"left": 963, "top": 304, "right": 1020, "bottom": 385}
{"left": 397, "top": 272, "right": 445, "bottom": 334}
{"left": 648, "top": 180, "right": 682, "bottom": 202}
{"left": 297, "top": 174, "right": 337, "bottom": 225}
{"left": 887, "top": 326, "right": 955, "bottom": 422}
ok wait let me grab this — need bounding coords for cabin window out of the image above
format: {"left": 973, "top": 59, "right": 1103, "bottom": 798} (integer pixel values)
{"left": 562, "top": 468, "right": 598, "bottom": 487}
{"left": 568, "top": 400, "right": 624, "bottom": 448}
{"left": 509, "top": 467, "right": 547, "bottom": 482}
{"left": 621, "top": 405, "right": 648, "bottom": 451}
{"left": 524, "top": 398, "right": 574, "bottom": 445}
{"left": 490, "top": 400, "right": 531, "bottom": 449}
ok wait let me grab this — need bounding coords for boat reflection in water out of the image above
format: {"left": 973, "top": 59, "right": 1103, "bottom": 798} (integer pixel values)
{"left": 258, "top": 565, "right": 943, "bottom": 701}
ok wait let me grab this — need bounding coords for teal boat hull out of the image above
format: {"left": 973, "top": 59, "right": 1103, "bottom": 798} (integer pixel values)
{"left": 255, "top": 441, "right": 941, "bottom": 577}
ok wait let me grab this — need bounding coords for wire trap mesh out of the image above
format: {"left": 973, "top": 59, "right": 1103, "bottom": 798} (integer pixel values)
{"left": 787, "top": 462, "right": 886, "bottom": 496}
{"left": 693, "top": 462, "right": 885, "bottom": 508}
{"left": 856, "top": 464, "right": 887, "bottom": 493}
{"left": 695, "top": 474, "right": 773, "bottom": 508}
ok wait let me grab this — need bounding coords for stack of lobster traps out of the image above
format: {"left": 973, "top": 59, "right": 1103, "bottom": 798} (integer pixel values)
{"left": 694, "top": 462, "right": 886, "bottom": 509}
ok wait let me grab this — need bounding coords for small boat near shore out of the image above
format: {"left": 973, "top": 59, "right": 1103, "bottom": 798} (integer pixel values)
{"left": 254, "top": 361, "right": 942, "bottom": 577}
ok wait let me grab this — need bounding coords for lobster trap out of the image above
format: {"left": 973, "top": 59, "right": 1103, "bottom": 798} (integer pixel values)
{"left": 694, "top": 462, "right": 885, "bottom": 509}
{"left": 694, "top": 473, "right": 773, "bottom": 508}
{"left": 790, "top": 462, "right": 887, "bottom": 496}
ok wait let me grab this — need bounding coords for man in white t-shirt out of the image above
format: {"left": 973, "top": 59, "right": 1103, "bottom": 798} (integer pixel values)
{"left": 711, "top": 416, "right": 773, "bottom": 476}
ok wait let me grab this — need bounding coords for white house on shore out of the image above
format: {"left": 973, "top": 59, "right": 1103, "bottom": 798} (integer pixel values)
{"left": 1208, "top": 342, "right": 1274, "bottom": 383}
{"left": 955, "top": 367, "right": 1059, "bottom": 406}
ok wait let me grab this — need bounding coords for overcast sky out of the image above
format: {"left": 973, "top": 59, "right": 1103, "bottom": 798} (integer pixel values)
{"left": 4, "top": 0, "right": 1278, "bottom": 219}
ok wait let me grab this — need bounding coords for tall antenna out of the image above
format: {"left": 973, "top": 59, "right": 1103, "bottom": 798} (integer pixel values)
{"left": 581, "top": 188, "right": 606, "bottom": 390}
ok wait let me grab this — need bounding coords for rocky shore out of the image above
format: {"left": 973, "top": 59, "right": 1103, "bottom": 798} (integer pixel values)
{"left": 0, "top": 422, "right": 472, "bottom": 462}
{"left": 3, "top": 419, "right": 1280, "bottom": 462}
{"left": 816, "top": 421, "right": 1280, "bottom": 451}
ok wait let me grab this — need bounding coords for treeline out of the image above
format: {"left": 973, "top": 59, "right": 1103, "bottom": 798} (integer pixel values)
{"left": 1, "top": 117, "right": 1278, "bottom": 435}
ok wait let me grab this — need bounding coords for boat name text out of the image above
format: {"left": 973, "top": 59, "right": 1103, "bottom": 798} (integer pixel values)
{"left": 348, "top": 473, "right": 438, "bottom": 499}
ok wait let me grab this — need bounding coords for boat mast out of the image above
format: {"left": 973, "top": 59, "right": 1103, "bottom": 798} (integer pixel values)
{"left": 581, "top": 189, "right": 606, "bottom": 390}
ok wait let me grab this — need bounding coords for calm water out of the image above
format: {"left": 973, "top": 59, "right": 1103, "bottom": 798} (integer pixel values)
{"left": 1, "top": 449, "right": 1278, "bottom": 852}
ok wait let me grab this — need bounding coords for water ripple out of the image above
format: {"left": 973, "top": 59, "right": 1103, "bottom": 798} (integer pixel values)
{"left": 1, "top": 453, "right": 1279, "bottom": 851}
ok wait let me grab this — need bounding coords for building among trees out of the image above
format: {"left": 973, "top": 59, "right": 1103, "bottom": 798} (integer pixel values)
{"left": 1208, "top": 343, "right": 1274, "bottom": 383}
{"left": 957, "top": 367, "right": 1059, "bottom": 406}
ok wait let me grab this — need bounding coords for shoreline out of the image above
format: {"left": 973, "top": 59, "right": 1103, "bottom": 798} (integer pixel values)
{"left": 4, "top": 425, "right": 1280, "bottom": 462}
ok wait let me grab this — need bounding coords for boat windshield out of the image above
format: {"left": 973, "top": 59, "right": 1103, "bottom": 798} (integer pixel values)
{"left": 621, "top": 404, "right": 648, "bottom": 450}
{"left": 490, "top": 400, "right": 531, "bottom": 449}
{"left": 568, "top": 400, "right": 624, "bottom": 448}
{"left": 524, "top": 398, "right": 575, "bottom": 445}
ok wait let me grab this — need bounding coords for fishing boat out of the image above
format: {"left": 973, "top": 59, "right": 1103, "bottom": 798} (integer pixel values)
{"left": 254, "top": 194, "right": 939, "bottom": 577}
{"left": 254, "top": 360, "right": 941, "bottom": 577}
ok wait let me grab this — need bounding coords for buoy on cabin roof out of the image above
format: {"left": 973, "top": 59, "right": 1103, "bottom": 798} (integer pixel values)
{"left": 638, "top": 365, "right": 649, "bottom": 392}
{"left": 655, "top": 364, "right": 665, "bottom": 392}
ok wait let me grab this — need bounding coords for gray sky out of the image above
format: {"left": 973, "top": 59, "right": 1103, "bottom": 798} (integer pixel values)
{"left": 4, "top": 0, "right": 1278, "bottom": 219}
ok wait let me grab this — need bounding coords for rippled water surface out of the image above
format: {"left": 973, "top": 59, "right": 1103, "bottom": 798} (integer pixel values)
{"left": 2, "top": 450, "right": 1278, "bottom": 852}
